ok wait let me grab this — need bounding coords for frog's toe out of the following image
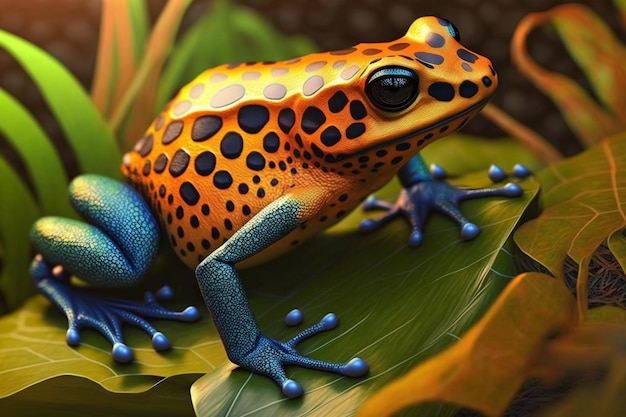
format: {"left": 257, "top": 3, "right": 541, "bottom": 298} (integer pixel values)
{"left": 344, "top": 357, "right": 369, "bottom": 377}
{"left": 286, "top": 312, "right": 339, "bottom": 347}
{"left": 359, "top": 207, "right": 401, "bottom": 233}
{"left": 502, "top": 182, "right": 523, "bottom": 196}
{"left": 282, "top": 379, "right": 304, "bottom": 398}
{"left": 513, "top": 164, "right": 531, "bottom": 178}
{"left": 488, "top": 165, "right": 507, "bottom": 182}
{"left": 151, "top": 332, "right": 171, "bottom": 351}
{"left": 429, "top": 163, "right": 448, "bottom": 180}
{"left": 460, "top": 222, "right": 480, "bottom": 240}
{"left": 408, "top": 230, "right": 423, "bottom": 247}
{"left": 66, "top": 328, "right": 81, "bottom": 346}
{"left": 284, "top": 308, "right": 304, "bottom": 326}
{"left": 112, "top": 342, "right": 134, "bottom": 363}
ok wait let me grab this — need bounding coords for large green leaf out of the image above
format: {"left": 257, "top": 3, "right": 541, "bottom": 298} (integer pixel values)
{"left": 515, "top": 132, "right": 626, "bottom": 281}
{"left": 0, "top": 29, "right": 120, "bottom": 178}
{"left": 0, "top": 159, "right": 40, "bottom": 312}
{"left": 0, "top": 170, "right": 538, "bottom": 416}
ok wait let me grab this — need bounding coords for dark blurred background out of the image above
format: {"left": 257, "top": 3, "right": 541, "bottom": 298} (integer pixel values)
{"left": 0, "top": 0, "right": 623, "bottom": 162}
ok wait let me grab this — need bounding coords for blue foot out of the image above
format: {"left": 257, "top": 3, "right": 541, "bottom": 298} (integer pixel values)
{"left": 238, "top": 312, "right": 368, "bottom": 397}
{"left": 359, "top": 165, "right": 526, "bottom": 246}
{"left": 31, "top": 255, "right": 200, "bottom": 362}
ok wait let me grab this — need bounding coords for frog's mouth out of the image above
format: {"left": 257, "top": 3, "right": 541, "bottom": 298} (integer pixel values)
{"left": 331, "top": 95, "right": 493, "bottom": 162}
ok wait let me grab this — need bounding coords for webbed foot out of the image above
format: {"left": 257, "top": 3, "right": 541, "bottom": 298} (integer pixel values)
{"left": 31, "top": 255, "right": 200, "bottom": 362}
{"left": 239, "top": 311, "right": 368, "bottom": 397}
{"left": 360, "top": 164, "right": 528, "bottom": 246}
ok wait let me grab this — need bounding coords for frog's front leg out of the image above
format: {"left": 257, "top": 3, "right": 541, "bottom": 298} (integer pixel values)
{"left": 30, "top": 175, "right": 199, "bottom": 362}
{"left": 196, "top": 190, "right": 368, "bottom": 397}
{"left": 360, "top": 154, "right": 526, "bottom": 246}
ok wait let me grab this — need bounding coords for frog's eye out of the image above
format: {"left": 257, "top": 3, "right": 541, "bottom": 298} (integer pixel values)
{"left": 365, "top": 67, "right": 419, "bottom": 112}
{"left": 438, "top": 18, "right": 461, "bottom": 42}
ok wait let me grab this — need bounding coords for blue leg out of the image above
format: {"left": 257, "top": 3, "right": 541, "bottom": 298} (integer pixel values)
{"left": 30, "top": 175, "right": 199, "bottom": 362}
{"left": 195, "top": 192, "right": 368, "bottom": 397}
{"left": 360, "top": 154, "right": 526, "bottom": 246}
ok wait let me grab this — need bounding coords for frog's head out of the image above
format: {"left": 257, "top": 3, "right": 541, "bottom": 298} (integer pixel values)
{"left": 301, "top": 16, "right": 497, "bottom": 168}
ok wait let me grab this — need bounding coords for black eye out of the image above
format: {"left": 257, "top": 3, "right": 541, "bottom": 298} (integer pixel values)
{"left": 365, "top": 67, "right": 419, "bottom": 112}
{"left": 439, "top": 18, "right": 461, "bottom": 42}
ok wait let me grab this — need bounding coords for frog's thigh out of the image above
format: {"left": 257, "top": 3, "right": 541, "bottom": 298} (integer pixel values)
{"left": 30, "top": 174, "right": 159, "bottom": 287}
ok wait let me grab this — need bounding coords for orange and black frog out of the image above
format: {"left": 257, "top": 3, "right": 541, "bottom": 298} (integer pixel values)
{"left": 29, "top": 16, "right": 526, "bottom": 397}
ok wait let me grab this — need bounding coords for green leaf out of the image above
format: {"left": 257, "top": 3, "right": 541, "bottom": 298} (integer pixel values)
{"left": 515, "top": 131, "right": 626, "bottom": 279}
{"left": 0, "top": 171, "right": 538, "bottom": 415}
{"left": 0, "top": 158, "right": 40, "bottom": 312}
{"left": 127, "top": 0, "right": 149, "bottom": 63}
{"left": 0, "top": 29, "right": 121, "bottom": 178}
{"left": 0, "top": 88, "right": 71, "bottom": 216}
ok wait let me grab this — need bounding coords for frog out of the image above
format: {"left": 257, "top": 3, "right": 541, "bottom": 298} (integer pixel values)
{"left": 29, "top": 16, "right": 524, "bottom": 397}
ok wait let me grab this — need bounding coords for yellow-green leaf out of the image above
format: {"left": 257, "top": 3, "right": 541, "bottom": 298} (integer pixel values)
{"left": 0, "top": 159, "right": 40, "bottom": 311}
{"left": 356, "top": 272, "right": 576, "bottom": 417}
{"left": 515, "top": 132, "right": 626, "bottom": 280}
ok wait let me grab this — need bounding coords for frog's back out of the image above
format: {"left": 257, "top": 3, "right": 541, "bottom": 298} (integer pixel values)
{"left": 122, "top": 54, "right": 370, "bottom": 268}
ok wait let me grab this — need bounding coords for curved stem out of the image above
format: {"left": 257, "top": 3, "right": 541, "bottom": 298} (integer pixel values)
{"left": 482, "top": 103, "right": 563, "bottom": 165}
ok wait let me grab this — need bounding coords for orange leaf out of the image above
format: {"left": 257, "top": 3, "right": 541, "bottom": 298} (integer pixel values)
{"left": 356, "top": 273, "right": 575, "bottom": 417}
{"left": 110, "top": 0, "right": 191, "bottom": 148}
{"left": 512, "top": 4, "right": 625, "bottom": 147}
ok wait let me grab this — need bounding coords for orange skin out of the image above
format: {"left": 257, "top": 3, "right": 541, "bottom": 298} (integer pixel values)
{"left": 122, "top": 16, "right": 497, "bottom": 268}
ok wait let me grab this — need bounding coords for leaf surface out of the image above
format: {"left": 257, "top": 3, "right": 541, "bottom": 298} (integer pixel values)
{"left": 515, "top": 132, "right": 626, "bottom": 278}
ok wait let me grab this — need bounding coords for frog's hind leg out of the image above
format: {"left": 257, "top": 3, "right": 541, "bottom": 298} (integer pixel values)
{"left": 30, "top": 174, "right": 199, "bottom": 362}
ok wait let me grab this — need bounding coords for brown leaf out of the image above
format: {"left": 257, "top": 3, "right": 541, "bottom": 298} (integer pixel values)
{"left": 515, "top": 133, "right": 626, "bottom": 282}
